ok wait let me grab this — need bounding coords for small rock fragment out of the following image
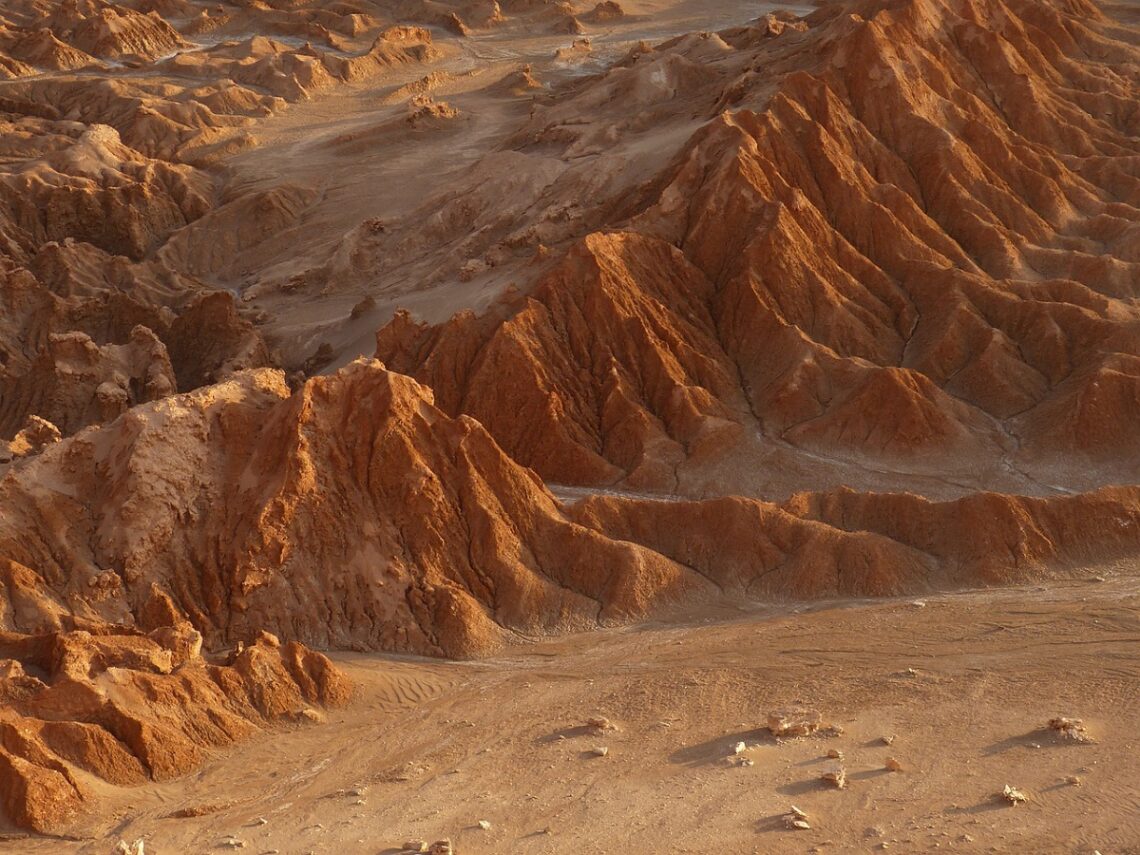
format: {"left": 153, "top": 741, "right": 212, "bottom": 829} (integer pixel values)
{"left": 1002, "top": 784, "right": 1027, "bottom": 805}
{"left": 589, "top": 746, "right": 608, "bottom": 757}
{"left": 826, "top": 748, "right": 843, "bottom": 759}
{"left": 1048, "top": 717, "right": 1092, "bottom": 743}
{"left": 1065, "top": 775, "right": 1081, "bottom": 786}
{"left": 477, "top": 820, "right": 491, "bottom": 830}
{"left": 402, "top": 842, "right": 428, "bottom": 853}
{"left": 587, "top": 716, "right": 615, "bottom": 732}
{"left": 881, "top": 734, "right": 896, "bottom": 745}
{"left": 885, "top": 757, "right": 903, "bottom": 772}
{"left": 428, "top": 841, "right": 454, "bottom": 855}
{"left": 115, "top": 841, "right": 145, "bottom": 855}
{"left": 821, "top": 763, "right": 847, "bottom": 789}
{"left": 783, "top": 806, "right": 810, "bottom": 829}
{"left": 767, "top": 708, "right": 823, "bottom": 738}
{"left": 733, "top": 741, "right": 747, "bottom": 755}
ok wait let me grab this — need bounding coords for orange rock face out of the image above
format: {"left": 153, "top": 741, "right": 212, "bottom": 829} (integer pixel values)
{"left": 2, "top": 0, "right": 1140, "bottom": 838}
{"left": 376, "top": 0, "right": 1140, "bottom": 493}
{"left": 0, "top": 622, "right": 349, "bottom": 832}
{"left": 4, "top": 361, "right": 1139, "bottom": 669}
{"left": 0, "top": 364, "right": 704, "bottom": 659}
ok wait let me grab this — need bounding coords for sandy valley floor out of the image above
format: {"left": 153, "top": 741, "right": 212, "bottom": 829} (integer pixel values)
{"left": 16, "top": 569, "right": 1137, "bottom": 855}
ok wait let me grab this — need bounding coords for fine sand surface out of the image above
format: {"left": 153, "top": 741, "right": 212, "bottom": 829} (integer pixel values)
{"left": 18, "top": 570, "right": 1139, "bottom": 855}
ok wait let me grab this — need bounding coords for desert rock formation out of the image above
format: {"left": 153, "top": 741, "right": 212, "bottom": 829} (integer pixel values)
{"left": 0, "top": 621, "right": 349, "bottom": 832}
{"left": 1, "top": 0, "right": 1139, "bottom": 839}
{"left": 376, "top": 0, "right": 1140, "bottom": 498}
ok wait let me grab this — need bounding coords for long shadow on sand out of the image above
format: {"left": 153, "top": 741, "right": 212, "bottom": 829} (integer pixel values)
{"left": 982, "top": 729, "right": 1091, "bottom": 756}
{"left": 668, "top": 729, "right": 776, "bottom": 767}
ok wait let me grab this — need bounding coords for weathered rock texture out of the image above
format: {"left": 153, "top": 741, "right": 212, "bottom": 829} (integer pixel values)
{"left": 377, "top": 0, "right": 1140, "bottom": 492}
{"left": 0, "top": 622, "right": 349, "bottom": 832}
{"left": 4, "top": 362, "right": 1140, "bottom": 667}
{"left": 3, "top": 0, "right": 1140, "bottom": 837}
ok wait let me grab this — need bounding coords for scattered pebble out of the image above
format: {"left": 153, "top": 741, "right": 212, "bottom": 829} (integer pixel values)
{"left": 589, "top": 746, "right": 609, "bottom": 757}
{"left": 885, "top": 757, "right": 903, "bottom": 772}
{"left": 881, "top": 735, "right": 896, "bottom": 745}
{"left": 827, "top": 748, "right": 843, "bottom": 760}
{"left": 477, "top": 820, "right": 491, "bottom": 831}
{"left": 783, "top": 806, "right": 811, "bottom": 829}
{"left": 1048, "top": 717, "right": 1092, "bottom": 743}
{"left": 1002, "top": 784, "right": 1027, "bottom": 805}
{"left": 767, "top": 708, "right": 823, "bottom": 738}
{"left": 821, "top": 762, "right": 847, "bottom": 789}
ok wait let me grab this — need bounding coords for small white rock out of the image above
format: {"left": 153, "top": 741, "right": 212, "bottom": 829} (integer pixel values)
{"left": 1002, "top": 784, "right": 1027, "bottom": 805}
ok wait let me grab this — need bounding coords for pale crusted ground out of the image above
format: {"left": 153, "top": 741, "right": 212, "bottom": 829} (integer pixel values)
{"left": 15, "top": 568, "right": 1137, "bottom": 855}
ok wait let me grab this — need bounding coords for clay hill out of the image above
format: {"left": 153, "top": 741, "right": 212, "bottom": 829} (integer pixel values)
{"left": 0, "top": 0, "right": 1138, "bottom": 840}
{"left": 375, "top": 0, "right": 1140, "bottom": 499}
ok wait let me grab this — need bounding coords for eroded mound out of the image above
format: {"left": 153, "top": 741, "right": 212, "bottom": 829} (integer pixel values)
{"left": 375, "top": 0, "right": 1140, "bottom": 498}
{"left": 4, "top": 360, "right": 1139, "bottom": 671}
{"left": 2, "top": 0, "right": 1140, "bottom": 839}
{"left": 0, "top": 620, "right": 349, "bottom": 833}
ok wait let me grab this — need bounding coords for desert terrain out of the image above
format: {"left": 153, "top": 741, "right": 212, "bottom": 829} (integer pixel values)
{"left": 14, "top": 572, "right": 1140, "bottom": 855}
{"left": 1, "top": 0, "right": 1139, "bottom": 850}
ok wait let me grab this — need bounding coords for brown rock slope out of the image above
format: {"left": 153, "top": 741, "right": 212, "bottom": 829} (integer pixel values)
{"left": 4, "top": 0, "right": 1140, "bottom": 837}
{"left": 5, "top": 360, "right": 1140, "bottom": 666}
{"left": 0, "top": 621, "right": 349, "bottom": 833}
{"left": 0, "top": 0, "right": 453, "bottom": 447}
{"left": 0, "top": 108, "right": 269, "bottom": 444}
{"left": 0, "top": 362, "right": 704, "bottom": 661}
{"left": 376, "top": 0, "right": 1140, "bottom": 492}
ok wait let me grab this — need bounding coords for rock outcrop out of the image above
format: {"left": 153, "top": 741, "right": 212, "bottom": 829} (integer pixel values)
{"left": 5, "top": 360, "right": 1139, "bottom": 669}
{"left": 3, "top": 0, "right": 1140, "bottom": 838}
{"left": 376, "top": 0, "right": 1140, "bottom": 495}
{"left": 0, "top": 621, "right": 349, "bottom": 832}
